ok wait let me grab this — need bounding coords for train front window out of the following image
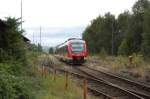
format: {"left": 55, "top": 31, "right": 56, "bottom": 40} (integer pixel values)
{"left": 71, "top": 42, "right": 84, "bottom": 53}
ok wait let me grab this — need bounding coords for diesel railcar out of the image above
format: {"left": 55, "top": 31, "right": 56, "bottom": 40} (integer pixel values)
{"left": 55, "top": 38, "right": 88, "bottom": 64}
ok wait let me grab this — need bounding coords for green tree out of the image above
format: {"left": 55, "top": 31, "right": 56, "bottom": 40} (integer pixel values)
{"left": 82, "top": 24, "right": 95, "bottom": 54}
{"left": 99, "top": 47, "right": 107, "bottom": 59}
{"left": 49, "top": 47, "right": 54, "bottom": 54}
{"left": 0, "top": 17, "right": 26, "bottom": 63}
{"left": 130, "top": 0, "right": 150, "bottom": 53}
{"left": 83, "top": 0, "right": 150, "bottom": 57}
{"left": 0, "top": 17, "right": 34, "bottom": 99}
{"left": 141, "top": 8, "right": 150, "bottom": 57}
{"left": 118, "top": 0, "right": 150, "bottom": 55}
{"left": 83, "top": 13, "right": 118, "bottom": 55}
{"left": 37, "top": 43, "right": 43, "bottom": 52}
{"left": 118, "top": 39, "right": 129, "bottom": 55}
{"left": 132, "top": 0, "right": 150, "bottom": 14}
{"left": 117, "top": 11, "right": 130, "bottom": 47}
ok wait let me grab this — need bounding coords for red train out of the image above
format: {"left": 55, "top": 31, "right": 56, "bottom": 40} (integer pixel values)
{"left": 55, "top": 38, "right": 88, "bottom": 64}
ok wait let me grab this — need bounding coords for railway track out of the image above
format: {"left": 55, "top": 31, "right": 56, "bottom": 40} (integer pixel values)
{"left": 76, "top": 66, "right": 150, "bottom": 99}
{"left": 43, "top": 63, "right": 144, "bottom": 99}
{"left": 41, "top": 55, "right": 150, "bottom": 99}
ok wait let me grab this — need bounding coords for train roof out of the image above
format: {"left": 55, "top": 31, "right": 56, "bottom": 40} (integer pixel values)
{"left": 67, "top": 38, "right": 82, "bottom": 41}
{"left": 56, "top": 38, "right": 84, "bottom": 48}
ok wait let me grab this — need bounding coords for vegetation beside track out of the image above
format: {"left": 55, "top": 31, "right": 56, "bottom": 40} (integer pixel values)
{"left": 83, "top": 0, "right": 150, "bottom": 58}
{"left": 35, "top": 71, "right": 83, "bottom": 99}
{"left": 0, "top": 17, "right": 47, "bottom": 99}
{"left": 87, "top": 54, "right": 150, "bottom": 83}
{"left": 0, "top": 17, "right": 38, "bottom": 98}
{"left": 33, "top": 54, "right": 97, "bottom": 99}
{"left": 82, "top": 0, "right": 150, "bottom": 83}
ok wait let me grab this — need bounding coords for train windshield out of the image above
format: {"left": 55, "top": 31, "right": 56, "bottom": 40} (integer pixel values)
{"left": 71, "top": 42, "right": 84, "bottom": 53}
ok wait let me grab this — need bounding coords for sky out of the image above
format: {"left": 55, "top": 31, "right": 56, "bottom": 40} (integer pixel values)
{"left": 0, "top": 0, "right": 137, "bottom": 47}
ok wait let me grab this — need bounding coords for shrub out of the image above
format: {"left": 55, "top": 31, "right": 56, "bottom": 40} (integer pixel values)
{"left": 99, "top": 47, "right": 107, "bottom": 60}
{"left": 0, "top": 17, "right": 36, "bottom": 99}
{"left": 132, "top": 53, "right": 144, "bottom": 67}
{"left": 118, "top": 39, "right": 129, "bottom": 56}
{"left": 0, "top": 63, "right": 34, "bottom": 99}
{"left": 109, "top": 55, "right": 127, "bottom": 70}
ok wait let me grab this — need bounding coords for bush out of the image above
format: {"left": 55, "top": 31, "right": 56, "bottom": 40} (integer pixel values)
{"left": 107, "top": 55, "right": 127, "bottom": 70}
{"left": 118, "top": 39, "right": 129, "bottom": 56}
{"left": 132, "top": 53, "right": 144, "bottom": 67}
{"left": 0, "top": 17, "right": 36, "bottom": 99}
{"left": 0, "top": 63, "right": 34, "bottom": 99}
{"left": 99, "top": 47, "right": 107, "bottom": 60}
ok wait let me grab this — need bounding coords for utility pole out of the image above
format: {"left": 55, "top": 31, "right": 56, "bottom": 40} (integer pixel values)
{"left": 21, "top": 0, "right": 22, "bottom": 31}
{"left": 40, "top": 26, "right": 42, "bottom": 46}
{"left": 111, "top": 20, "right": 114, "bottom": 56}
{"left": 33, "top": 32, "right": 34, "bottom": 43}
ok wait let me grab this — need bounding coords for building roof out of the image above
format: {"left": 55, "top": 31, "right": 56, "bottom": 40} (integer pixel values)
{"left": 22, "top": 36, "right": 30, "bottom": 42}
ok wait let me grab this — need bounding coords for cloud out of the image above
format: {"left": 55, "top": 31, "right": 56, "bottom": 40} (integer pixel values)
{"left": 0, "top": 0, "right": 138, "bottom": 47}
{"left": 24, "top": 26, "right": 85, "bottom": 46}
{"left": 0, "top": 0, "right": 137, "bottom": 27}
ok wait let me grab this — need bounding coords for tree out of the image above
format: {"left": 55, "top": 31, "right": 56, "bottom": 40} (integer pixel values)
{"left": 0, "top": 17, "right": 33, "bottom": 98}
{"left": 83, "top": 26, "right": 96, "bottom": 53}
{"left": 83, "top": 13, "right": 118, "bottom": 55}
{"left": 118, "top": 0, "right": 150, "bottom": 55}
{"left": 141, "top": 8, "right": 150, "bottom": 57}
{"left": 49, "top": 47, "right": 54, "bottom": 54}
{"left": 82, "top": 0, "right": 150, "bottom": 57}
{"left": 117, "top": 11, "right": 130, "bottom": 42}
{"left": 37, "top": 43, "right": 42, "bottom": 52}
{"left": 99, "top": 47, "right": 107, "bottom": 59}
{"left": 0, "top": 17, "right": 26, "bottom": 63}
{"left": 118, "top": 39, "right": 129, "bottom": 55}
{"left": 132, "top": 0, "right": 150, "bottom": 14}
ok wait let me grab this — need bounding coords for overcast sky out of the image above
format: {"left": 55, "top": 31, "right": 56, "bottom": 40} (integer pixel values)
{"left": 0, "top": 0, "right": 137, "bottom": 47}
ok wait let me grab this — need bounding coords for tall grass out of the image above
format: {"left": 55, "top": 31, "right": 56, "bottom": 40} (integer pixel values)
{"left": 96, "top": 53, "right": 149, "bottom": 78}
{"left": 34, "top": 54, "right": 96, "bottom": 99}
{"left": 98, "top": 48, "right": 107, "bottom": 60}
{"left": 35, "top": 73, "right": 83, "bottom": 99}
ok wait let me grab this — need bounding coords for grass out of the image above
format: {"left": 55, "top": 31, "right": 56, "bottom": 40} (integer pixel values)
{"left": 98, "top": 55, "right": 148, "bottom": 69}
{"left": 35, "top": 73, "right": 83, "bottom": 99}
{"left": 94, "top": 54, "right": 150, "bottom": 79}
{"left": 32, "top": 54, "right": 97, "bottom": 99}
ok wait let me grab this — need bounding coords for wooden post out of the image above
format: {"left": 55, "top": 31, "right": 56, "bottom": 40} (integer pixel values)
{"left": 83, "top": 78, "right": 87, "bottom": 99}
{"left": 44, "top": 67, "right": 47, "bottom": 78}
{"left": 129, "top": 56, "right": 133, "bottom": 65}
{"left": 33, "top": 61, "right": 35, "bottom": 71}
{"left": 43, "top": 66, "right": 45, "bottom": 77}
{"left": 45, "top": 67, "right": 48, "bottom": 76}
{"left": 53, "top": 69, "right": 56, "bottom": 81}
{"left": 48, "top": 67, "right": 51, "bottom": 75}
{"left": 42, "top": 65, "right": 44, "bottom": 77}
{"left": 65, "top": 71, "right": 69, "bottom": 90}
